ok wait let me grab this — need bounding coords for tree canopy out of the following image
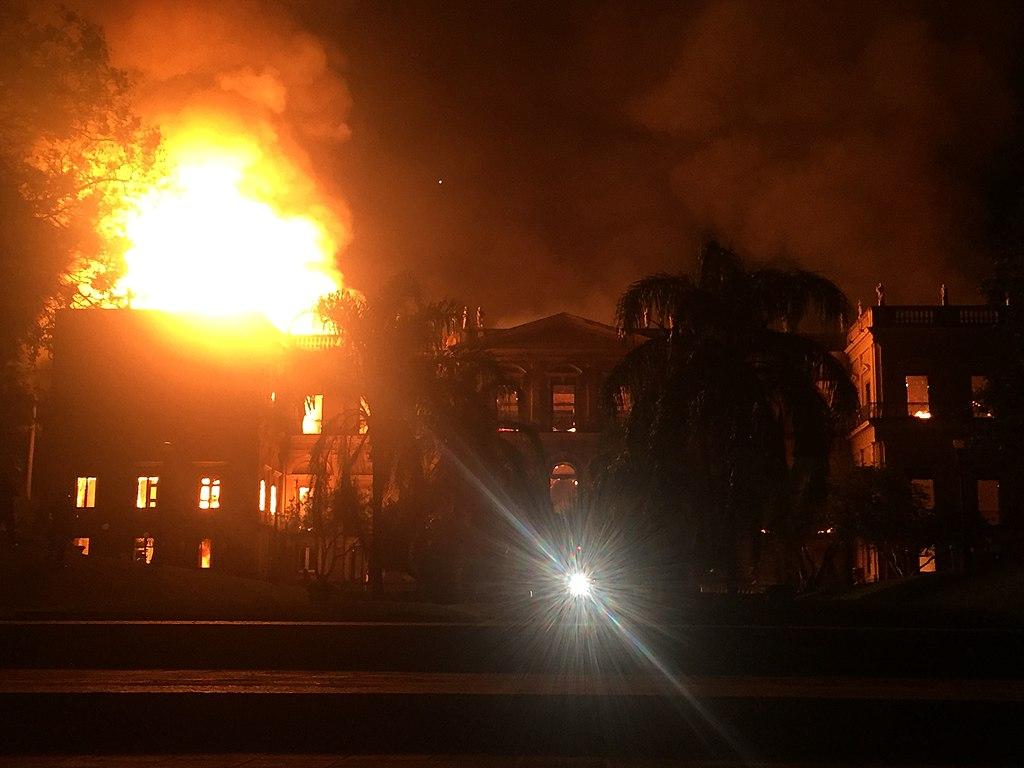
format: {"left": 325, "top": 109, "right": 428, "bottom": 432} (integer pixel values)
{"left": 597, "top": 239, "right": 857, "bottom": 587}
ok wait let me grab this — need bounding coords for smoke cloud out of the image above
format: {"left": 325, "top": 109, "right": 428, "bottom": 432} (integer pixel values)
{"left": 60, "top": 1, "right": 1024, "bottom": 322}
{"left": 84, "top": 0, "right": 353, "bottom": 254}
{"left": 630, "top": 0, "right": 1017, "bottom": 306}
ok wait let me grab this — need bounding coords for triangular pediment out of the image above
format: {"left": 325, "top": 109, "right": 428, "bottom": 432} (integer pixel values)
{"left": 473, "top": 312, "right": 641, "bottom": 354}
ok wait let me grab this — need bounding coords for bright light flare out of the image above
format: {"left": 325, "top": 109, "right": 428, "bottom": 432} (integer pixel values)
{"left": 108, "top": 125, "right": 345, "bottom": 334}
{"left": 567, "top": 571, "right": 592, "bottom": 598}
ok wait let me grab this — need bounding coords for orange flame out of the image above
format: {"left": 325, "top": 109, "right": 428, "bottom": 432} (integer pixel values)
{"left": 108, "top": 120, "right": 347, "bottom": 334}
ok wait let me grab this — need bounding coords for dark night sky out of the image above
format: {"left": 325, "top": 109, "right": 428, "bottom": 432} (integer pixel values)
{"left": 100, "top": 0, "right": 1024, "bottom": 325}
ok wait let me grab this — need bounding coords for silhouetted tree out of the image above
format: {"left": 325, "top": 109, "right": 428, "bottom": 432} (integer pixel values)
{"left": 598, "top": 239, "right": 857, "bottom": 590}
{"left": 0, "top": 6, "right": 159, "bottom": 506}
{"left": 317, "top": 277, "right": 543, "bottom": 591}
{"left": 819, "top": 466, "right": 934, "bottom": 583}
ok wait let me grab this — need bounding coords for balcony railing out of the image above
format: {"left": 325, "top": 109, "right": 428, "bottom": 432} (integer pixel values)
{"left": 854, "top": 401, "right": 1000, "bottom": 423}
{"left": 849, "top": 305, "right": 1004, "bottom": 336}
{"left": 289, "top": 334, "right": 341, "bottom": 351}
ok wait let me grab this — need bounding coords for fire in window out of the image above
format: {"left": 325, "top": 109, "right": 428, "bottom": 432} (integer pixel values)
{"left": 551, "top": 384, "right": 576, "bottom": 432}
{"left": 199, "top": 477, "right": 221, "bottom": 509}
{"left": 270, "top": 484, "right": 278, "bottom": 515}
{"left": 75, "top": 477, "right": 97, "bottom": 508}
{"left": 71, "top": 537, "right": 89, "bottom": 555}
{"left": 918, "top": 546, "right": 936, "bottom": 573}
{"left": 198, "top": 538, "right": 212, "bottom": 569}
{"left": 905, "top": 375, "right": 930, "bottom": 418}
{"left": 259, "top": 479, "right": 267, "bottom": 512}
{"left": 302, "top": 394, "right": 324, "bottom": 435}
{"left": 136, "top": 476, "right": 159, "bottom": 509}
{"left": 358, "top": 396, "right": 370, "bottom": 435}
{"left": 133, "top": 536, "right": 155, "bottom": 564}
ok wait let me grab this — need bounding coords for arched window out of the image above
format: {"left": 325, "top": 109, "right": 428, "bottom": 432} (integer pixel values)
{"left": 549, "top": 463, "right": 578, "bottom": 513}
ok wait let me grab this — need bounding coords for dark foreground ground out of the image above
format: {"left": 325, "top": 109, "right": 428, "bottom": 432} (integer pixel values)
{"left": 0, "top": 758, "right": 994, "bottom": 767}
{"left": 2, "top": 620, "right": 1022, "bottom": 764}
{"left": 3, "top": 550, "right": 1024, "bottom": 765}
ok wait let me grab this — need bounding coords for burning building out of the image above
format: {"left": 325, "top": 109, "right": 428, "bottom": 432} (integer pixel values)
{"left": 41, "top": 306, "right": 644, "bottom": 581}
{"left": 38, "top": 293, "right": 1021, "bottom": 585}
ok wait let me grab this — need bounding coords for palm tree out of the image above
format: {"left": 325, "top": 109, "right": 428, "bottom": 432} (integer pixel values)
{"left": 599, "top": 239, "right": 858, "bottom": 589}
{"left": 317, "top": 277, "right": 542, "bottom": 592}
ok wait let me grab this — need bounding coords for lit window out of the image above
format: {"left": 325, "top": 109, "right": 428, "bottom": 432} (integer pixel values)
{"left": 918, "top": 546, "right": 936, "bottom": 573}
{"left": 71, "top": 537, "right": 89, "bottom": 556}
{"left": 270, "top": 484, "right": 278, "bottom": 515}
{"left": 905, "top": 376, "right": 930, "bottom": 418}
{"left": 133, "top": 536, "right": 155, "bottom": 565}
{"left": 302, "top": 394, "right": 324, "bottom": 435}
{"left": 259, "top": 479, "right": 266, "bottom": 512}
{"left": 971, "top": 376, "right": 992, "bottom": 418}
{"left": 136, "top": 476, "right": 159, "bottom": 509}
{"left": 358, "top": 396, "right": 370, "bottom": 435}
{"left": 75, "top": 477, "right": 97, "bottom": 508}
{"left": 198, "top": 538, "right": 212, "bottom": 569}
{"left": 549, "top": 463, "right": 578, "bottom": 513}
{"left": 977, "top": 479, "right": 1000, "bottom": 525}
{"left": 496, "top": 385, "right": 520, "bottom": 427}
{"left": 911, "top": 479, "right": 935, "bottom": 509}
{"left": 552, "top": 384, "right": 576, "bottom": 432}
{"left": 199, "top": 477, "right": 221, "bottom": 509}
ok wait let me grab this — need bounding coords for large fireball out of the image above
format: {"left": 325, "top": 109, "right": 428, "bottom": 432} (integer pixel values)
{"left": 111, "top": 124, "right": 346, "bottom": 334}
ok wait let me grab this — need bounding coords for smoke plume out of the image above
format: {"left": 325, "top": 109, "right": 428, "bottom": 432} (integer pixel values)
{"left": 630, "top": 0, "right": 1018, "bottom": 306}
{"left": 86, "top": 0, "right": 353, "bottom": 256}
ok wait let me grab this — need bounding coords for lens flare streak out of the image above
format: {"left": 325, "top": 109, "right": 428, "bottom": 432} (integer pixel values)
{"left": 435, "top": 437, "right": 751, "bottom": 760}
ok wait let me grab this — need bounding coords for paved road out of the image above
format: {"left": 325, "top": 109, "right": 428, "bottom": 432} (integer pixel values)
{"left": 3, "top": 622, "right": 1022, "bottom": 763}
{"left": 4, "top": 620, "right": 1023, "bottom": 677}
{"left": 3, "top": 668, "right": 1022, "bottom": 701}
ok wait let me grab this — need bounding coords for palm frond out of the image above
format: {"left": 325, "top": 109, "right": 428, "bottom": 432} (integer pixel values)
{"left": 750, "top": 267, "right": 851, "bottom": 330}
{"left": 696, "top": 238, "right": 744, "bottom": 292}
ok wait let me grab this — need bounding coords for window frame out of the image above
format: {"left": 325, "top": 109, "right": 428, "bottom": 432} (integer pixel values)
{"left": 136, "top": 476, "right": 159, "bottom": 509}
{"left": 551, "top": 382, "right": 577, "bottom": 432}
{"left": 302, "top": 394, "right": 324, "bottom": 435}
{"left": 904, "top": 375, "right": 930, "bottom": 419}
{"left": 198, "top": 477, "right": 221, "bottom": 510}
{"left": 75, "top": 476, "right": 97, "bottom": 508}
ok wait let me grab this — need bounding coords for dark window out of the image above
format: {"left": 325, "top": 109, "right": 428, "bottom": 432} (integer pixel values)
{"left": 496, "top": 386, "right": 519, "bottom": 427}
{"left": 971, "top": 376, "right": 992, "bottom": 418}
{"left": 614, "top": 387, "right": 632, "bottom": 423}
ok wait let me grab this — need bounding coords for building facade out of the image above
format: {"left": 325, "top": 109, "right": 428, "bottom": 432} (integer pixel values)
{"left": 845, "top": 303, "right": 1017, "bottom": 577}
{"left": 41, "top": 302, "right": 1021, "bottom": 585}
